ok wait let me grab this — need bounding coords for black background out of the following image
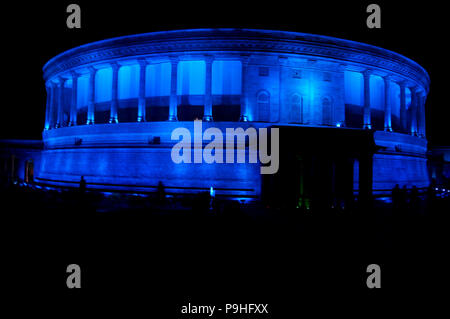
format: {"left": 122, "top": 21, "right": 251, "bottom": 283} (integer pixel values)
{"left": 3, "top": 1, "right": 449, "bottom": 316}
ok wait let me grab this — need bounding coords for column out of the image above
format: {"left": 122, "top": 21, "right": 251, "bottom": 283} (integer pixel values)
{"left": 420, "top": 94, "right": 426, "bottom": 138}
{"left": 416, "top": 92, "right": 422, "bottom": 137}
{"left": 239, "top": 56, "right": 249, "bottom": 121}
{"left": 56, "top": 77, "right": 66, "bottom": 128}
{"left": 69, "top": 71, "right": 78, "bottom": 126}
{"left": 362, "top": 69, "right": 371, "bottom": 129}
{"left": 168, "top": 57, "right": 178, "bottom": 121}
{"left": 410, "top": 86, "right": 418, "bottom": 136}
{"left": 49, "top": 82, "right": 57, "bottom": 128}
{"left": 138, "top": 59, "right": 147, "bottom": 122}
{"left": 109, "top": 63, "right": 119, "bottom": 123}
{"left": 87, "top": 66, "right": 96, "bottom": 125}
{"left": 383, "top": 76, "right": 392, "bottom": 131}
{"left": 415, "top": 90, "right": 425, "bottom": 137}
{"left": 399, "top": 81, "right": 407, "bottom": 133}
{"left": 203, "top": 55, "right": 214, "bottom": 121}
{"left": 44, "top": 84, "right": 51, "bottom": 130}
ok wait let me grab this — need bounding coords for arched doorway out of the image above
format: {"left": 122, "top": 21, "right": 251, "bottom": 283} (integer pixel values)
{"left": 257, "top": 90, "right": 270, "bottom": 122}
{"left": 291, "top": 94, "right": 304, "bottom": 124}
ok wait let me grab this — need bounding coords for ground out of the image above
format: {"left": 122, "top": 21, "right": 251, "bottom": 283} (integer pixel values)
{"left": 2, "top": 184, "right": 449, "bottom": 315}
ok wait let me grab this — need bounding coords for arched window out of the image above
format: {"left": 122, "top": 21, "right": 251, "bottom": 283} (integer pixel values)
{"left": 322, "top": 97, "right": 333, "bottom": 125}
{"left": 257, "top": 90, "right": 270, "bottom": 122}
{"left": 291, "top": 94, "right": 304, "bottom": 123}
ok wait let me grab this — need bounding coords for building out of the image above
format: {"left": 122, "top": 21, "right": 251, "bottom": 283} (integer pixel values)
{"left": 0, "top": 140, "right": 42, "bottom": 185}
{"left": 428, "top": 146, "right": 450, "bottom": 187}
{"left": 34, "top": 29, "right": 429, "bottom": 203}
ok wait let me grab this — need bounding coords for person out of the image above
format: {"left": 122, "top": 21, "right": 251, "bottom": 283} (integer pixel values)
{"left": 79, "top": 176, "right": 86, "bottom": 193}
{"left": 157, "top": 181, "right": 166, "bottom": 202}
{"left": 399, "top": 185, "right": 408, "bottom": 213}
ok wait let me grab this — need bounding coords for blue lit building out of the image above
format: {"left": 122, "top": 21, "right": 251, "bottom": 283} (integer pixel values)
{"left": 34, "top": 29, "right": 430, "bottom": 201}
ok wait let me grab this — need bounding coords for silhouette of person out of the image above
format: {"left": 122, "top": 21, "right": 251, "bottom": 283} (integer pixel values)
{"left": 399, "top": 185, "right": 408, "bottom": 213}
{"left": 392, "top": 184, "right": 400, "bottom": 210}
{"left": 79, "top": 176, "right": 86, "bottom": 193}
{"left": 157, "top": 181, "right": 166, "bottom": 201}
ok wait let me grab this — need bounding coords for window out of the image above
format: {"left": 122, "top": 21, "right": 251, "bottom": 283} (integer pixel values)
{"left": 292, "top": 69, "right": 302, "bottom": 79}
{"left": 257, "top": 90, "right": 270, "bottom": 122}
{"left": 322, "top": 97, "right": 333, "bottom": 125}
{"left": 259, "top": 67, "right": 269, "bottom": 77}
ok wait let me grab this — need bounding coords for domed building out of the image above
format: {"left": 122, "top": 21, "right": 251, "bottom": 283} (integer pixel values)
{"left": 36, "top": 29, "right": 430, "bottom": 205}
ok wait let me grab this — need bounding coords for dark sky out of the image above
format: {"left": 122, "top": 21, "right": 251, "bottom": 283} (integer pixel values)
{"left": 1, "top": 1, "right": 447, "bottom": 145}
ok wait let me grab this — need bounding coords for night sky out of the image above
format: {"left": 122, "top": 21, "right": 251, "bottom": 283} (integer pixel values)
{"left": 2, "top": 1, "right": 447, "bottom": 145}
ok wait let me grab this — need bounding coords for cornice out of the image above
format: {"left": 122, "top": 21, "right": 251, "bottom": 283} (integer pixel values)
{"left": 43, "top": 29, "right": 430, "bottom": 92}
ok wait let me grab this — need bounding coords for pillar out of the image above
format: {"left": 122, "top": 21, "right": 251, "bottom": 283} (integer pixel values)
{"left": 362, "top": 69, "right": 371, "bottom": 129}
{"left": 168, "top": 57, "right": 178, "bottom": 121}
{"left": 44, "top": 84, "right": 51, "bottom": 130}
{"left": 416, "top": 92, "right": 422, "bottom": 137}
{"left": 239, "top": 56, "right": 249, "bottom": 121}
{"left": 399, "top": 81, "right": 407, "bottom": 133}
{"left": 109, "top": 63, "right": 119, "bottom": 123}
{"left": 410, "top": 86, "right": 418, "bottom": 136}
{"left": 420, "top": 94, "right": 426, "bottom": 138}
{"left": 49, "top": 82, "right": 57, "bottom": 129}
{"left": 87, "top": 66, "right": 96, "bottom": 125}
{"left": 203, "top": 55, "right": 214, "bottom": 121}
{"left": 69, "top": 71, "right": 78, "bottom": 126}
{"left": 56, "top": 77, "right": 66, "bottom": 128}
{"left": 383, "top": 76, "right": 392, "bottom": 132}
{"left": 138, "top": 59, "right": 147, "bottom": 122}
{"left": 415, "top": 90, "right": 425, "bottom": 137}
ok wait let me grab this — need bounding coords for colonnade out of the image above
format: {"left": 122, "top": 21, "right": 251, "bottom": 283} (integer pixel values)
{"left": 361, "top": 69, "right": 426, "bottom": 137}
{"left": 44, "top": 55, "right": 249, "bottom": 130}
{"left": 44, "top": 58, "right": 426, "bottom": 137}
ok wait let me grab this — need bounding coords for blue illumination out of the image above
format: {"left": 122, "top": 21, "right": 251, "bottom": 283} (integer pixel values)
{"left": 119, "top": 64, "right": 139, "bottom": 99}
{"left": 64, "top": 79, "right": 72, "bottom": 89}
{"left": 95, "top": 67, "right": 112, "bottom": 102}
{"left": 145, "top": 62, "right": 170, "bottom": 97}
{"left": 391, "top": 82, "right": 400, "bottom": 117}
{"left": 344, "top": 71, "right": 363, "bottom": 106}
{"left": 177, "top": 61, "right": 205, "bottom": 95}
{"left": 370, "top": 75, "right": 384, "bottom": 110}
{"left": 405, "top": 87, "right": 411, "bottom": 110}
{"left": 39, "top": 29, "right": 431, "bottom": 200}
{"left": 77, "top": 75, "right": 89, "bottom": 108}
{"left": 212, "top": 61, "right": 241, "bottom": 95}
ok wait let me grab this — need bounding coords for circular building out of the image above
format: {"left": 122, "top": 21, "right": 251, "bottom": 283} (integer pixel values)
{"left": 38, "top": 29, "right": 430, "bottom": 202}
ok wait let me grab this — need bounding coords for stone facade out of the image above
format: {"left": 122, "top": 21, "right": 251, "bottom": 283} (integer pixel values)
{"left": 37, "top": 29, "right": 431, "bottom": 198}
